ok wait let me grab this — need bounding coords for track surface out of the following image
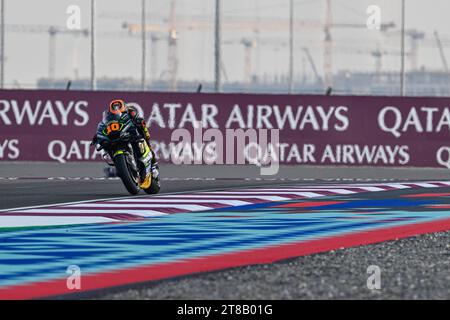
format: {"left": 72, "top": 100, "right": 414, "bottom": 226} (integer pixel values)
{"left": 2, "top": 165, "right": 450, "bottom": 299}
{"left": 100, "top": 230, "right": 450, "bottom": 300}
{"left": 0, "top": 178, "right": 283, "bottom": 210}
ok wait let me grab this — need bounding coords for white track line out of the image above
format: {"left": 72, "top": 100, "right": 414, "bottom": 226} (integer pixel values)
{"left": 3, "top": 180, "right": 450, "bottom": 228}
{"left": 64, "top": 204, "right": 210, "bottom": 210}
{"left": 10, "top": 209, "right": 168, "bottom": 218}
{"left": 201, "top": 191, "right": 326, "bottom": 197}
{"left": 0, "top": 216, "right": 117, "bottom": 227}
{"left": 112, "top": 199, "right": 251, "bottom": 206}
{"left": 2, "top": 181, "right": 448, "bottom": 213}
{"left": 0, "top": 185, "right": 254, "bottom": 213}
{"left": 157, "top": 195, "right": 289, "bottom": 201}
{"left": 349, "top": 186, "right": 385, "bottom": 191}
{"left": 229, "top": 188, "right": 357, "bottom": 194}
{"left": 409, "top": 182, "right": 441, "bottom": 188}
{"left": 379, "top": 183, "right": 411, "bottom": 189}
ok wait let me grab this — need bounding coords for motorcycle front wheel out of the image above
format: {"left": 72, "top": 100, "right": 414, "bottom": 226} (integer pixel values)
{"left": 114, "top": 153, "right": 140, "bottom": 195}
{"left": 143, "top": 177, "right": 160, "bottom": 194}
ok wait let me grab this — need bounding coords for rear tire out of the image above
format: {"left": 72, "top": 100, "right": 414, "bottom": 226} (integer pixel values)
{"left": 144, "top": 177, "right": 160, "bottom": 194}
{"left": 114, "top": 153, "right": 140, "bottom": 195}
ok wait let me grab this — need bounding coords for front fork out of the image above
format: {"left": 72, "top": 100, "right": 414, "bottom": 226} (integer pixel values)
{"left": 137, "top": 140, "right": 156, "bottom": 188}
{"left": 108, "top": 141, "right": 156, "bottom": 187}
{"left": 111, "top": 147, "right": 140, "bottom": 184}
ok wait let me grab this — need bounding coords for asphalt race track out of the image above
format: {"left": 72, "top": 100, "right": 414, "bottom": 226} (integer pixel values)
{"left": 2, "top": 163, "right": 450, "bottom": 299}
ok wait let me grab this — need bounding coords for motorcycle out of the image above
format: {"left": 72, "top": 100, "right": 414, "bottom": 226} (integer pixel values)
{"left": 93, "top": 111, "right": 160, "bottom": 195}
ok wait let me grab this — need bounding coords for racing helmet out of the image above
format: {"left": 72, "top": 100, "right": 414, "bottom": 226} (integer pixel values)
{"left": 108, "top": 99, "right": 127, "bottom": 115}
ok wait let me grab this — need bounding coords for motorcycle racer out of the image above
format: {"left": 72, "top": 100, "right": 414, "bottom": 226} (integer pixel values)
{"left": 113, "top": 100, "right": 150, "bottom": 143}
{"left": 103, "top": 99, "right": 151, "bottom": 147}
{"left": 92, "top": 99, "right": 159, "bottom": 182}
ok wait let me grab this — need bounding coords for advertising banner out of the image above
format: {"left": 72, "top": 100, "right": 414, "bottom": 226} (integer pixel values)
{"left": 1, "top": 89, "right": 450, "bottom": 168}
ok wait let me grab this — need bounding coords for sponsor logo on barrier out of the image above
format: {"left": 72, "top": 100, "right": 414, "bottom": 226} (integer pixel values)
{"left": 48, "top": 140, "right": 103, "bottom": 163}
{"left": 0, "top": 139, "right": 19, "bottom": 160}
{"left": 378, "top": 106, "right": 450, "bottom": 138}
{"left": 437, "top": 146, "right": 450, "bottom": 169}
{"left": 144, "top": 102, "right": 349, "bottom": 131}
{"left": 0, "top": 99, "right": 89, "bottom": 126}
{"left": 1, "top": 90, "right": 449, "bottom": 168}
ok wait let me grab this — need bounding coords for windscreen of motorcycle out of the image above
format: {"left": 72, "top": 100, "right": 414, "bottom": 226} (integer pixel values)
{"left": 101, "top": 112, "right": 128, "bottom": 140}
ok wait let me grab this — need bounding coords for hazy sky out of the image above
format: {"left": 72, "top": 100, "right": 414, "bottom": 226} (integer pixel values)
{"left": 3, "top": 0, "right": 450, "bottom": 88}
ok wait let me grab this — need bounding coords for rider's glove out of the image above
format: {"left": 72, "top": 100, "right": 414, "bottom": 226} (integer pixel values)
{"left": 141, "top": 121, "right": 151, "bottom": 142}
{"left": 90, "top": 134, "right": 98, "bottom": 146}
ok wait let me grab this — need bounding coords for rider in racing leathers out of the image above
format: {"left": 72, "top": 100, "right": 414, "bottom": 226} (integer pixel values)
{"left": 92, "top": 99, "right": 158, "bottom": 176}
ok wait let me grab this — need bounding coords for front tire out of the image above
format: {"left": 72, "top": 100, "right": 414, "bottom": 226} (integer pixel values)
{"left": 114, "top": 153, "right": 140, "bottom": 195}
{"left": 144, "top": 177, "right": 160, "bottom": 194}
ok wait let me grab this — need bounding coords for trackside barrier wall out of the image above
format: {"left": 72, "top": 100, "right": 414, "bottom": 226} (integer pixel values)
{"left": 0, "top": 89, "right": 449, "bottom": 169}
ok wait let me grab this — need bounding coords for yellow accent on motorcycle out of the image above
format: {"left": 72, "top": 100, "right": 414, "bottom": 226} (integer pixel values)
{"left": 139, "top": 142, "right": 145, "bottom": 155}
{"left": 114, "top": 150, "right": 124, "bottom": 156}
{"left": 142, "top": 144, "right": 150, "bottom": 157}
{"left": 139, "top": 174, "right": 152, "bottom": 189}
{"left": 140, "top": 140, "right": 150, "bottom": 158}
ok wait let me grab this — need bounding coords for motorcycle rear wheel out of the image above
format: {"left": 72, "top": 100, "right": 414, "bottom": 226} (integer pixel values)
{"left": 114, "top": 153, "right": 140, "bottom": 195}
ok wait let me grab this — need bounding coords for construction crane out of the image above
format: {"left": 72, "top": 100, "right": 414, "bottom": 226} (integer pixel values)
{"left": 240, "top": 38, "right": 257, "bottom": 84}
{"left": 100, "top": 29, "right": 170, "bottom": 87}
{"left": 5, "top": 25, "right": 88, "bottom": 80}
{"left": 120, "top": 21, "right": 169, "bottom": 83}
{"left": 222, "top": 38, "right": 257, "bottom": 83}
{"left": 120, "top": 27, "right": 171, "bottom": 85}
{"left": 125, "top": 15, "right": 331, "bottom": 89}
{"left": 323, "top": 0, "right": 332, "bottom": 89}
{"left": 223, "top": 37, "right": 401, "bottom": 86}
{"left": 168, "top": 0, "right": 178, "bottom": 90}
{"left": 434, "top": 30, "right": 449, "bottom": 72}
{"left": 301, "top": 47, "right": 322, "bottom": 84}
{"left": 322, "top": 0, "right": 397, "bottom": 89}
{"left": 10, "top": 23, "right": 168, "bottom": 84}
{"left": 404, "top": 29, "right": 425, "bottom": 71}
{"left": 123, "top": 0, "right": 178, "bottom": 90}
{"left": 222, "top": 38, "right": 322, "bottom": 85}
{"left": 123, "top": 17, "right": 325, "bottom": 33}
{"left": 334, "top": 45, "right": 408, "bottom": 78}
{"left": 124, "top": 9, "right": 396, "bottom": 90}
{"left": 381, "top": 28, "right": 425, "bottom": 71}
{"left": 223, "top": 37, "right": 297, "bottom": 83}
{"left": 391, "top": 31, "right": 450, "bottom": 70}
{"left": 150, "top": 33, "right": 164, "bottom": 82}
{"left": 408, "top": 30, "right": 425, "bottom": 71}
